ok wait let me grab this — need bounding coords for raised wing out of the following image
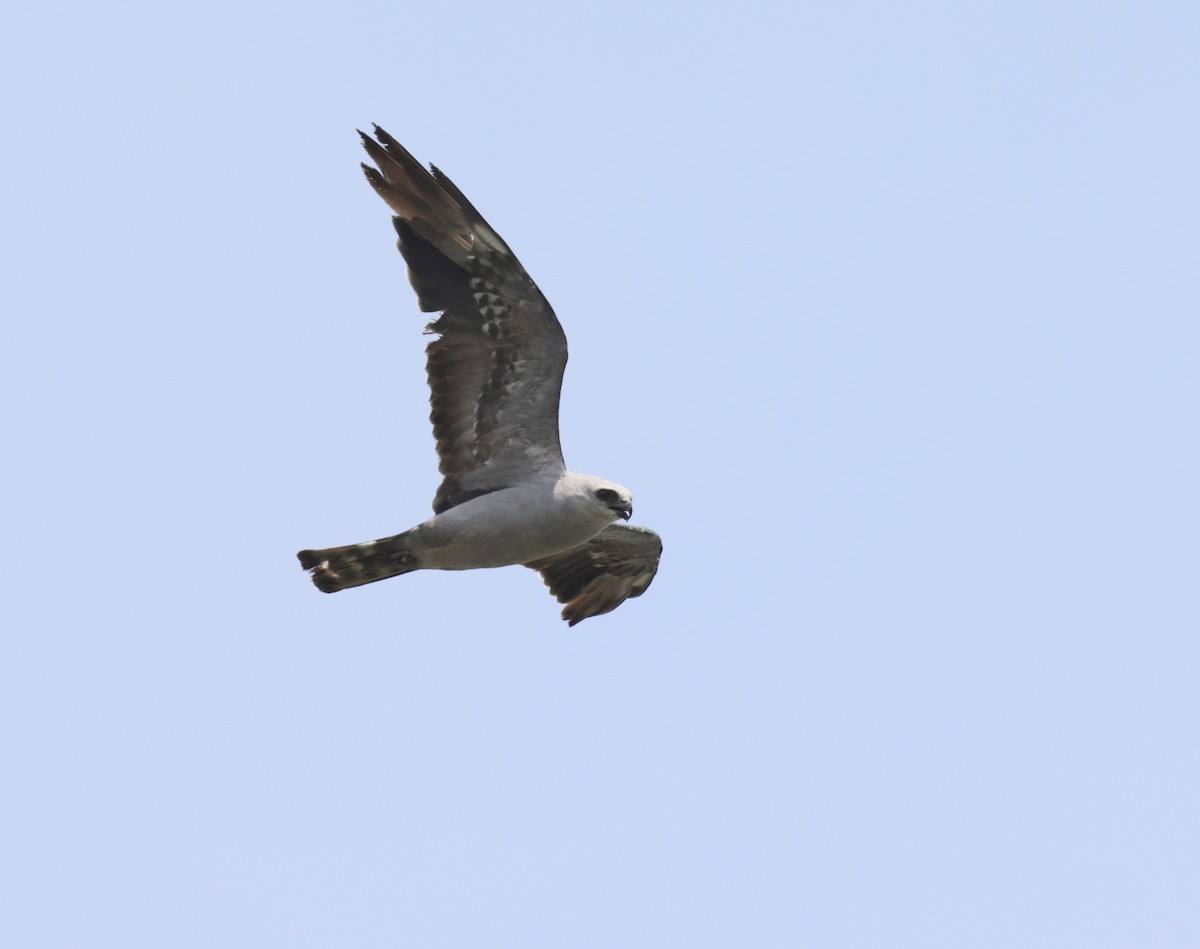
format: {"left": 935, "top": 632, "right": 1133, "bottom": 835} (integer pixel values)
{"left": 525, "top": 525, "right": 663, "bottom": 626}
{"left": 360, "top": 126, "right": 568, "bottom": 513}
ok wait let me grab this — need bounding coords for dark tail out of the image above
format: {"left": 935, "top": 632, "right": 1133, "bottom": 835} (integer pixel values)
{"left": 297, "top": 532, "right": 419, "bottom": 593}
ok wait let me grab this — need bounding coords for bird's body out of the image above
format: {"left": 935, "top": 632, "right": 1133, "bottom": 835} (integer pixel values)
{"left": 414, "top": 474, "right": 632, "bottom": 569}
{"left": 297, "top": 127, "right": 661, "bottom": 625}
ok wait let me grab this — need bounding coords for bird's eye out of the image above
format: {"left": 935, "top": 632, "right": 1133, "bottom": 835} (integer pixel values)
{"left": 595, "top": 488, "right": 619, "bottom": 503}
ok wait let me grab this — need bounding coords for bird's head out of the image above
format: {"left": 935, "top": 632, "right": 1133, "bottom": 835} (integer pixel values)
{"left": 592, "top": 484, "right": 633, "bottom": 522}
{"left": 563, "top": 474, "right": 633, "bottom": 524}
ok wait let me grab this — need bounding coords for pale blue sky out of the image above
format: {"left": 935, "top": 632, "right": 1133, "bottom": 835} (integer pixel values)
{"left": 4, "top": 1, "right": 1199, "bottom": 946}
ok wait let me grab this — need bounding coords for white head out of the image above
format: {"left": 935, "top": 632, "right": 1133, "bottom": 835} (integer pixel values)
{"left": 560, "top": 473, "right": 634, "bottom": 526}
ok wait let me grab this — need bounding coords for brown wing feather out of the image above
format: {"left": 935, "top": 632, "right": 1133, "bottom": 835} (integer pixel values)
{"left": 525, "top": 525, "right": 663, "bottom": 626}
{"left": 359, "top": 126, "right": 568, "bottom": 513}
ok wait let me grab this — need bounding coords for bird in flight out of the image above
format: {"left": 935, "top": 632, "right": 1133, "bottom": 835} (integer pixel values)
{"left": 298, "top": 127, "right": 662, "bottom": 625}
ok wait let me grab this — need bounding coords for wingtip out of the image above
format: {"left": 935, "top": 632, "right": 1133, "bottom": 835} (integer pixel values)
{"left": 371, "top": 124, "right": 402, "bottom": 151}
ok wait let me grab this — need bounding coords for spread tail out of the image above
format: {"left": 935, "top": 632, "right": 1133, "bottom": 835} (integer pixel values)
{"left": 297, "top": 532, "right": 419, "bottom": 593}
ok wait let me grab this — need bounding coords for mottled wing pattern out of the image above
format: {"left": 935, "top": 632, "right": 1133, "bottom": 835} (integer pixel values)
{"left": 360, "top": 126, "right": 568, "bottom": 513}
{"left": 525, "top": 525, "right": 663, "bottom": 626}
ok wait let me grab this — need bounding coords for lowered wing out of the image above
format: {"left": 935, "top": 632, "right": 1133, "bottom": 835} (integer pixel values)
{"left": 525, "top": 524, "right": 663, "bottom": 625}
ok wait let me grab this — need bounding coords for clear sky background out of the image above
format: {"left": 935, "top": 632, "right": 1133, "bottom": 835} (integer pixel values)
{"left": 3, "top": 1, "right": 1198, "bottom": 946}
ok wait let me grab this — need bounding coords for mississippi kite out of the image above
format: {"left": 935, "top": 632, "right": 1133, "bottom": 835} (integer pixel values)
{"left": 298, "top": 127, "right": 661, "bottom": 625}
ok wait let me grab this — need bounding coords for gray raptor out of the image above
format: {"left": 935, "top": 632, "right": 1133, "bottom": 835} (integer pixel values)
{"left": 298, "top": 127, "right": 661, "bottom": 625}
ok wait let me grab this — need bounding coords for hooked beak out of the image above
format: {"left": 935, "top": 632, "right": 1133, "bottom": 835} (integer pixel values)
{"left": 611, "top": 502, "right": 633, "bottom": 521}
